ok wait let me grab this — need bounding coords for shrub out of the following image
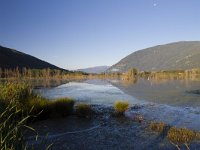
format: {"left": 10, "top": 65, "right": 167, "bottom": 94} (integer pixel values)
{"left": 76, "top": 103, "right": 93, "bottom": 118}
{"left": 149, "top": 121, "right": 166, "bottom": 133}
{"left": 52, "top": 98, "right": 75, "bottom": 117}
{"left": 114, "top": 101, "right": 129, "bottom": 115}
{"left": 167, "top": 127, "right": 195, "bottom": 150}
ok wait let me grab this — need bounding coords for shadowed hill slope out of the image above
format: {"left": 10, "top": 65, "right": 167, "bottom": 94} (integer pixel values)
{"left": 0, "top": 45, "right": 63, "bottom": 70}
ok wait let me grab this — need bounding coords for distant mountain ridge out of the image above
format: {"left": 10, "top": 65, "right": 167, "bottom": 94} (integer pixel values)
{"left": 107, "top": 41, "right": 200, "bottom": 72}
{"left": 0, "top": 45, "right": 63, "bottom": 70}
{"left": 77, "top": 66, "right": 110, "bottom": 74}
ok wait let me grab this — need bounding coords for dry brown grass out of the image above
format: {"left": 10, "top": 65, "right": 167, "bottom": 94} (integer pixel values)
{"left": 167, "top": 127, "right": 195, "bottom": 150}
{"left": 149, "top": 122, "right": 166, "bottom": 133}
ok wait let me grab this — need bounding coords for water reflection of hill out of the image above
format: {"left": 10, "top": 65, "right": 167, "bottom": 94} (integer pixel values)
{"left": 111, "top": 78, "right": 200, "bottom": 108}
{"left": 150, "top": 72, "right": 200, "bottom": 82}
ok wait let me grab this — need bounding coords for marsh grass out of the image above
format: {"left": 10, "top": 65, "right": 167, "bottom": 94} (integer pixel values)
{"left": 0, "top": 82, "right": 75, "bottom": 149}
{"left": 0, "top": 82, "right": 75, "bottom": 120}
{"left": 114, "top": 101, "right": 129, "bottom": 115}
{"left": 149, "top": 122, "right": 200, "bottom": 149}
{"left": 28, "top": 97, "right": 52, "bottom": 120}
{"left": 0, "top": 101, "right": 33, "bottom": 150}
{"left": 196, "top": 132, "right": 200, "bottom": 141}
{"left": 52, "top": 98, "right": 75, "bottom": 117}
{"left": 76, "top": 104, "right": 93, "bottom": 118}
{"left": 3, "top": 82, "right": 200, "bottom": 149}
{"left": 149, "top": 122, "right": 166, "bottom": 133}
{"left": 167, "top": 127, "right": 195, "bottom": 150}
{"left": 0, "top": 100, "right": 54, "bottom": 150}
{"left": 0, "top": 82, "right": 32, "bottom": 106}
{"left": 29, "top": 97, "right": 75, "bottom": 120}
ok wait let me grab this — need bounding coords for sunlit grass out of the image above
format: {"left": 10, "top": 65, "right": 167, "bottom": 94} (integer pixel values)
{"left": 114, "top": 101, "right": 129, "bottom": 115}
{"left": 167, "top": 127, "right": 195, "bottom": 150}
{"left": 0, "top": 82, "right": 32, "bottom": 105}
{"left": 29, "top": 97, "right": 75, "bottom": 119}
{"left": 149, "top": 121, "right": 166, "bottom": 133}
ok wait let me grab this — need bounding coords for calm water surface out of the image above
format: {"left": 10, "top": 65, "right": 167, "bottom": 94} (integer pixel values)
{"left": 37, "top": 79, "right": 200, "bottom": 130}
{"left": 36, "top": 80, "right": 141, "bottom": 105}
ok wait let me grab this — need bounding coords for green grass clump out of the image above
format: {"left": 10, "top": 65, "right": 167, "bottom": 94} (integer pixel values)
{"left": 114, "top": 101, "right": 129, "bottom": 115}
{"left": 167, "top": 127, "right": 195, "bottom": 150}
{"left": 149, "top": 121, "right": 166, "bottom": 133}
{"left": 28, "top": 97, "right": 52, "bottom": 120}
{"left": 0, "top": 101, "right": 32, "bottom": 150}
{"left": 52, "top": 98, "right": 75, "bottom": 117}
{"left": 28, "top": 97, "right": 75, "bottom": 119}
{"left": 76, "top": 104, "right": 93, "bottom": 118}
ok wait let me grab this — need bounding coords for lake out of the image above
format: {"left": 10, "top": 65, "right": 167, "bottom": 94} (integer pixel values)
{"left": 37, "top": 79, "right": 200, "bottom": 130}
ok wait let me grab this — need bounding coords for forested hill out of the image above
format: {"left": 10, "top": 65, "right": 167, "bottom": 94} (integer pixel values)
{"left": 107, "top": 41, "right": 200, "bottom": 72}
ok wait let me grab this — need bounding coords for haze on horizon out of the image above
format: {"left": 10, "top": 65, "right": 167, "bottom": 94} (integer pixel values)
{"left": 0, "top": 0, "right": 200, "bottom": 70}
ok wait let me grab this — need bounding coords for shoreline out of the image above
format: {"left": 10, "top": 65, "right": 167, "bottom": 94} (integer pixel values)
{"left": 26, "top": 104, "right": 200, "bottom": 150}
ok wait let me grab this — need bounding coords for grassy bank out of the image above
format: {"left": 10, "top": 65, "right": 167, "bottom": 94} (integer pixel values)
{"left": 0, "top": 82, "right": 75, "bottom": 119}
{"left": 1, "top": 67, "right": 200, "bottom": 83}
{"left": 0, "top": 82, "right": 75, "bottom": 149}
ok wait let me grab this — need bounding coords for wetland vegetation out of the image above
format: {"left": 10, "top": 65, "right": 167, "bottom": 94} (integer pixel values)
{"left": 1, "top": 72, "right": 200, "bottom": 150}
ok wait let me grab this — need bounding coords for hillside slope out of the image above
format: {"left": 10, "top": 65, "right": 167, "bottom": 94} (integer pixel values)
{"left": 107, "top": 41, "right": 200, "bottom": 72}
{"left": 0, "top": 45, "right": 62, "bottom": 70}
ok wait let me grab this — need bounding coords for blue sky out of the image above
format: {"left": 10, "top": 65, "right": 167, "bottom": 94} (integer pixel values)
{"left": 0, "top": 0, "right": 200, "bottom": 70}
